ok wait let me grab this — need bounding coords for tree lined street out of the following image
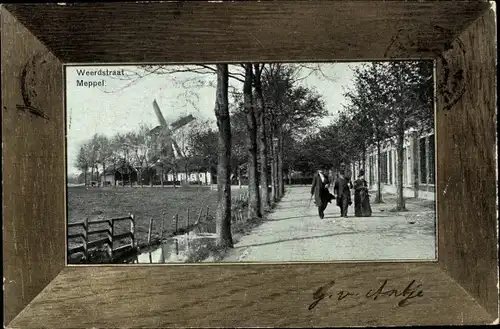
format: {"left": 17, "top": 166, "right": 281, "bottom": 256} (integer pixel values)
{"left": 224, "top": 186, "right": 435, "bottom": 262}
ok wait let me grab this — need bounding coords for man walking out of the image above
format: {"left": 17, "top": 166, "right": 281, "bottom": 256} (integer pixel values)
{"left": 333, "top": 163, "right": 353, "bottom": 218}
{"left": 311, "top": 167, "right": 334, "bottom": 219}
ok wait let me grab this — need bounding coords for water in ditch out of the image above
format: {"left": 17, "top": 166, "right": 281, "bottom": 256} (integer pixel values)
{"left": 135, "top": 232, "right": 218, "bottom": 263}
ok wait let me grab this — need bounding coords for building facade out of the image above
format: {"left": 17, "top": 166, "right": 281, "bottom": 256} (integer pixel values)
{"left": 166, "top": 171, "right": 213, "bottom": 185}
{"left": 353, "top": 129, "right": 436, "bottom": 201}
{"left": 100, "top": 163, "right": 138, "bottom": 186}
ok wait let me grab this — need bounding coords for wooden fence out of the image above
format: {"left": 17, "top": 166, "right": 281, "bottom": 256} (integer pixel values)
{"left": 68, "top": 191, "right": 250, "bottom": 263}
{"left": 68, "top": 214, "right": 135, "bottom": 261}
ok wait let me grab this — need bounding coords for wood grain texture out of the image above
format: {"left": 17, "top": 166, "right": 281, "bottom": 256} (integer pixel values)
{"left": 5, "top": 1, "right": 490, "bottom": 63}
{"left": 1, "top": 7, "right": 66, "bottom": 325}
{"left": 435, "top": 7, "right": 498, "bottom": 317}
{"left": 6, "top": 264, "right": 495, "bottom": 328}
{"left": 1, "top": 1, "right": 498, "bottom": 327}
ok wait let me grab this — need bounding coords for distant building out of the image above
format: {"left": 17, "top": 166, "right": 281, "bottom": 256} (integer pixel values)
{"left": 352, "top": 129, "right": 435, "bottom": 201}
{"left": 101, "top": 162, "right": 138, "bottom": 186}
{"left": 166, "top": 171, "right": 213, "bottom": 185}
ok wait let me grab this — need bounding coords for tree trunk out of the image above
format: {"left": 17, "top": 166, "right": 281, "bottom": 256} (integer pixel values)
{"left": 362, "top": 146, "right": 366, "bottom": 174}
{"left": 270, "top": 130, "right": 278, "bottom": 203}
{"left": 113, "top": 162, "right": 116, "bottom": 187}
{"left": 412, "top": 133, "right": 420, "bottom": 198}
{"left": 84, "top": 165, "right": 88, "bottom": 187}
{"left": 90, "top": 165, "right": 94, "bottom": 187}
{"left": 147, "top": 162, "right": 152, "bottom": 187}
{"left": 243, "top": 63, "right": 261, "bottom": 219}
{"left": 273, "top": 138, "right": 279, "bottom": 199}
{"left": 161, "top": 166, "right": 164, "bottom": 187}
{"left": 375, "top": 141, "right": 383, "bottom": 203}
{"left": 278, "top": 133, "right": 284, "bottom": 196}
{"left": 214, "top": 64, "right": 233, "bottom": 248}
{"left": 254, "top": 64, "right": 271, "bottom": 212}
{"left": 270, "top": 147, "right": 276, "bottom": 202}
{"left": 102, "top": 163, "right": 105, "bottom": 187}
{"left": 396, "top": 125, "right": 406, "bottom": 210}
{"left": 238, "top": 166, "right": 242, "bottom": 189}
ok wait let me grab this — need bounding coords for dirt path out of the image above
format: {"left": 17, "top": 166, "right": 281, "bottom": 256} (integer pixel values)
{"left": 223, "top": 186, "right": 436, "bottom": 262}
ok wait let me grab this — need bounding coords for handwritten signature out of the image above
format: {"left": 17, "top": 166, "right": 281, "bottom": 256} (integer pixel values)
{"left": 308, "top": 279, "right": 424, "bottom": 310}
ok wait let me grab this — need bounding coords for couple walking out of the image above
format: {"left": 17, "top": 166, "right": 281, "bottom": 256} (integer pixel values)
{"left": 310, "top": 164, "right": 372, "bottom": 219}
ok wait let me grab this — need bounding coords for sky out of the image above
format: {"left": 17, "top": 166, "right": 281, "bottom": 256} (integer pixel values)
{"left": 65, "top": 62, "right": 364, "bottom": 175}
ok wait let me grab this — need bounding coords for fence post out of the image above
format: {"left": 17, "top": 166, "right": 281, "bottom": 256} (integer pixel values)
{"left": 109, "top": 218, "right": 114, "bottom": 261}
{"left": 83, "top": 217, "right": 89, "bottom": 260}
{"left": 175, "top": 214, "right": 179, "bottom": 234}
{"left": 148, "top": 217, "right": 153, "bottom": 245}
{"left": 196, "top": 208, "right": 203, "bottom": 224}
{"left": 130, "top": 214, "right": 135, "bottom": 249}
{"left": 160, "top": 213, "right": 165, "bottom": 240}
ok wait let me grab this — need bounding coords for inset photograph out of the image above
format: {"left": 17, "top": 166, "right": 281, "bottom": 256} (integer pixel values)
{"left": 65, "top": 61, "right": 436, "bottom": 264}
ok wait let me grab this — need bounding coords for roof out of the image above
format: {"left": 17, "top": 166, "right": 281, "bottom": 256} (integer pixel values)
{"left": 102, "top": 162, "right": 137, "bottom": 175}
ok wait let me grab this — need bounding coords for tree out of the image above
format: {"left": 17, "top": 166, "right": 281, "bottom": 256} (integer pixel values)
{"left": 109, "top": 134, "right": 124, "bottom": 186}
{"left": 343, "top": 61, "right": 433, "bottom": 208}
{"left": 253, "top": 63, "right": 271, "bottom": 211}
{"left": 214, "top": 64, "right": 233, "bottom": 249}
{"left": 128, "top": 125, "right": 152, "bottom": 187}
{"left": 243, "top": 63, "right": 261, "bottom": 219}
{"left": 262, "top": 64, "right": 328, "bottom": 198}
{"left": 344, "top": 62, "right": 391, "bottom": 203}
{"left": 382, "top": 60, "right": 434, "bottom": 210}
{"left": 75, "top": 142, "right": 91, "bottom": 186}
{"left": 94, "top": 134, "right": 111, "bottom": 187}
{"left": 229, "top": 102, "right": 249, "bottom": 188}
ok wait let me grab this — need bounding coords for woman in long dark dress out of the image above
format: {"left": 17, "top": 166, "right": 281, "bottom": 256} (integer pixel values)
{"left": 353, "top": 169, "right": 372, "bottom": 217}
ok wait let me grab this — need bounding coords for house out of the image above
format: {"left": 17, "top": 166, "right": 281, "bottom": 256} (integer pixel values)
{"left": 101, "top": 162, "right": 138, "bottom": 186}
{"left": 147, "top": 162, "right": 214, "bottom": 186}
{"left": 353, "top": 129, "right": 435, "bottom": 201}
{"left": 166, "top": 171, "right": 213, "bottom": 185}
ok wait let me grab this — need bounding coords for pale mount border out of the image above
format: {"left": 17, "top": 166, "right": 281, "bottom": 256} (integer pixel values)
{"left": 1, "top": 1, "right": 498, "bottom": 327}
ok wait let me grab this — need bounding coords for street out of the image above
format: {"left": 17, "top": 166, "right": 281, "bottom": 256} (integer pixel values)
{"left": 223, "top": 186, "right": 436, "bottom": 262}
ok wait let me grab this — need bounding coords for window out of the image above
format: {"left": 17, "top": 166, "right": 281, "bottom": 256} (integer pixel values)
{"left": 380, "top": 152, "right": 388, "bottom": 184}
{"left": 419, "top": 137, "right": 427, "bottom": 184}
{"left": 428, "top": 134, "right": 435, "bottom": 184}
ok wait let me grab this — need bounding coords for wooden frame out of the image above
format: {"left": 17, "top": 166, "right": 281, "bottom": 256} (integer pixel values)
{"left": 2, "top": 1, "right": 498, "bottom": 327}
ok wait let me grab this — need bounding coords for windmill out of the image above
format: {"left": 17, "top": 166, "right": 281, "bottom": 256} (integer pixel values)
{"left": 149, "top": 99, "right": 196, "bottom": 165}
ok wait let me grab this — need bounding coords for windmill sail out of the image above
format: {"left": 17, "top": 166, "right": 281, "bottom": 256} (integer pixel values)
{"left": 171, "top": 114, "right": 196, "bottom": 131}
{"left": 152, "top": 99, "right": 169, "bottom": 128}
{"left": 171, "top": 139, "right": 185, "bottom": 158}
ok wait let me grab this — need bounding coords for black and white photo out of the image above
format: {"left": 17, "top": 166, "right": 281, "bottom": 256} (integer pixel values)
{"left": 66, "top": 61, "right": 437, "bottom": 264}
